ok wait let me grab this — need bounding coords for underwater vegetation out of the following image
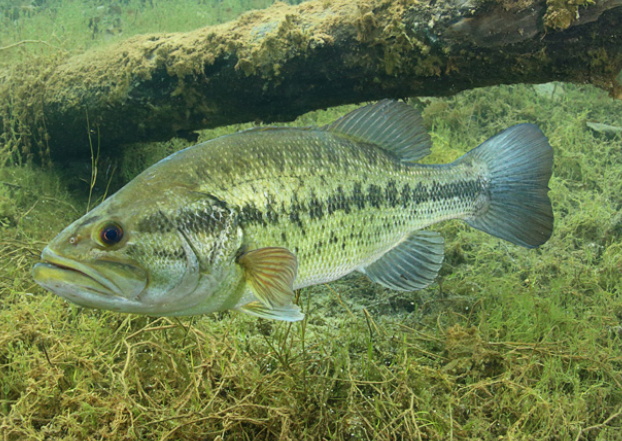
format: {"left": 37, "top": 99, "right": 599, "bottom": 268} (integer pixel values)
{"left": 1, "top": 80, "right": 622, "bottom": 440}
{"left": 1, "top": 1, "right": 622, "bottom": 440}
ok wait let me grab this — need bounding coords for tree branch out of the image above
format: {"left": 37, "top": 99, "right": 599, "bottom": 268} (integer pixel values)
{"left": 1, "top": 0, "right": 621, "bottom": 160}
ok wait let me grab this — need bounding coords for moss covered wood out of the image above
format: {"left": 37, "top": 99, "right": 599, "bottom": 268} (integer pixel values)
{"left": 1, "top": 0, "right": 622, "bottom": 160}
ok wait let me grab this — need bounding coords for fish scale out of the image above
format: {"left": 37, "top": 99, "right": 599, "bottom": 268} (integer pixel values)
{"left": 172, "top": 129, "right": 482, "bottom": 288}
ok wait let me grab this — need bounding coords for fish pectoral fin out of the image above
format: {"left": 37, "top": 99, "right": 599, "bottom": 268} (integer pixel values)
{"left": 237, "top": 301, "right": 304, "bottom": 322}
{"left": 237, "top": 247, "right": 298, "bottom": 309}
{"left": 360, "top": 230, "right": 444, "bottom": 291}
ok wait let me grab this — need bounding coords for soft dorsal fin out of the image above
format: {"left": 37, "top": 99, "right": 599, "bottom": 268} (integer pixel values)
{"left": 359, "top": 230, "right": 444, "bottom": 291}
{"left": 237, "top": 247, "right": 298, "bottom": 308}
{"left": 323, "top": 99, "right": 432, "bottom": 162}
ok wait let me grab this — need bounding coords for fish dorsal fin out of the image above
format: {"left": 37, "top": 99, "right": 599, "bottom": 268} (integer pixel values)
{"left": 238, "top": 126, "right": 296, "bottom": 134}
{"left": 360, "top": 230, "right": 444, "bottom": 291}
{"left": 323, "top": 99, "right": 432, "bottom": 162}
{"left": 237, "top": 301, "right": 304, "bottom": 322}
{"left": 237, "top": 247, "right": 298, "bottom": 308}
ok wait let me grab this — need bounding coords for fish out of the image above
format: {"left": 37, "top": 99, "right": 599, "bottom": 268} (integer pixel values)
{"left": 32, "top": 100, "right": 554, "bottom": 321}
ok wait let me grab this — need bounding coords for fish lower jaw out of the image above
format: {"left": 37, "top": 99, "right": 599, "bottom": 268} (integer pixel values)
{"left": 33, "top": 264, "right": 209, "bottom": 316}
{"left": 53, "top": 286, "right": 141, "bottom": 313}
{"left": 37, "top": 248, "right": 123, "bottom": 297}
{"left": 33, "top": 261, "right": 117, "bottom": 299}
{"left": 38, "top": 278, "right": 190, "bottom": 316}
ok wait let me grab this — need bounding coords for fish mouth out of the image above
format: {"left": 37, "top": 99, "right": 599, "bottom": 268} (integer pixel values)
{"left": 35, "top": 248, "right": 124, "bottom": 297}
{"left": 33, "top": 247, "right": 149, "bottom": 314}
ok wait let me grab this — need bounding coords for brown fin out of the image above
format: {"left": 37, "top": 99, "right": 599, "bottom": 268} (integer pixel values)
{"left": 237, "top": 247, "right": 298, "bottom": 308}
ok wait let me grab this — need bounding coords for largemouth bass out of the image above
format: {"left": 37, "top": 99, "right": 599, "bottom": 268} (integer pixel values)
{"left": 33, "top": 100, "right": 553, "bottom": 321}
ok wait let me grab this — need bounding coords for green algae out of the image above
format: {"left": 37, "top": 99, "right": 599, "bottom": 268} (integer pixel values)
{"left": 544, "top": 0, "right": 596, "bottom": 30}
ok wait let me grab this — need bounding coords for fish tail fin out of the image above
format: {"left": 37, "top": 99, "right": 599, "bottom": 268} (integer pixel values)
{"left": 460, "top": 124, "right": 554, "bottom": 248}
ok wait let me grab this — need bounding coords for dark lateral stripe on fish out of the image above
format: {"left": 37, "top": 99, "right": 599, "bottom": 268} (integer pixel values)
{"left": 137, "top": 213, "right": 172, "bottom": 234}
{"left": 153, "top": 247, "right": 186, "bottom": 260}
{"left": 137, "top": 209, "right": 234, "bottom": 235}
{"left": 140, "top": 178, "right": 486, "bottom": 234}
{"left": 240, "top": 203, "right": 270, "bottom": 226}
{"left": 266, "top": 178, "right": 484, "bottom": 225}
{"left": 176, "top": 210, "right": 233, "bottom": 234}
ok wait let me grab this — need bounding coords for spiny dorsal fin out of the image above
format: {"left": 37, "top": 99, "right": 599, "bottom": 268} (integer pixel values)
{"left": 359, "top": 230, "right": 444, "bottom": 291}
{"left": 237, "top": 247, "right": 298, "bottom": 308}
{"left": 323, "top": 99, "right": 432, "bottom": 162}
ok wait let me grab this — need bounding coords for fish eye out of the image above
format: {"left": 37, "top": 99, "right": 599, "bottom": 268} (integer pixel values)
{"left": 99, "top": 222, "right": 124, "bottom": 246}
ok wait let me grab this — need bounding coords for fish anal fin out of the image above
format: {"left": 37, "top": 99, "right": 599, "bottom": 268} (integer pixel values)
{"left": 238, "top": 301, "right": 304, "bottom": 322}
{"left": 360, "top": 230, "right": 444, "bottom": 291}
{"left": 323, "top": 99, "right": 432, "bottom": 162}
{"left": 237, "top": 247, "right": 298, "bottom": 308}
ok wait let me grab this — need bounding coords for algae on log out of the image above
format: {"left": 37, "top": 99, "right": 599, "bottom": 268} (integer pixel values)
{"left": 2, "top": 0, "right": 622, "bottom": 160}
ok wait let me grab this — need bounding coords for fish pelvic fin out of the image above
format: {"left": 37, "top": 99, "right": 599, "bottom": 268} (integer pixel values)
{"left": 237, "top": 247, "right": 298, "bottom": 308}
{"left": 461, "top": 123, "right": 554, "bottom": 248}
{"left": 237, "top": 301, "right": 304, "bottom": 322}
{"left": 360, "top": 230, "right": 444, "bottom": 291}
{"left": 323, "top": 99, "right": 432, "bottom": 162}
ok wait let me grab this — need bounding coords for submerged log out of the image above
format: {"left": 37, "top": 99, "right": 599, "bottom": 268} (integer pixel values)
{"left": 1, "top": 0, "right": 622, "bottom": 160}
